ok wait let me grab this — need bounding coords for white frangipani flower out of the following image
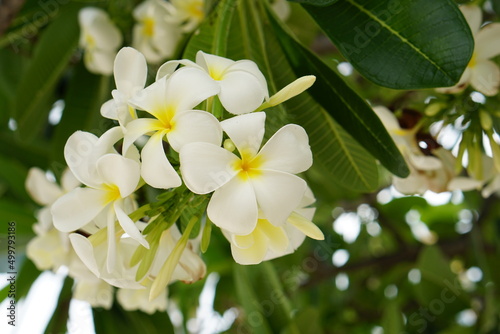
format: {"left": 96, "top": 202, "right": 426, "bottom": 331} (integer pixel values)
{"left": 164, "top": 0, "right": 205, "bottom": 32}
{"left": 157, "top": 51, "right": 269, "bottom": 115}
{"left": 124, "top": 67, "right": 221, "bottom": 189}
{"left": 78, "top": 7, "right": 122, "bottom": 75}
{"left": 180, "top": 112, "right": 312, "bottom": 235}
{"left": 374, "top": 106, "right": 481, "bottom": 194}
{"left": 132, "top": 0, "right": 182, "bottom": 64}
{"left": 74, "top": 279, "right": 114, "bottom": 310}
{"left": 25, "top": 167, "right": 82, "bottom": 271}
{"left": 437, "top": 5, "right": 500, "bottom": 96}
{"left": 223, "top": 188, "right": 323, "bottom": 265}
{"left": 52, "top": 127, "right": 148, "bottom": 272}
{"left": 101, "top": 47, "right": 148, "bottom": 128}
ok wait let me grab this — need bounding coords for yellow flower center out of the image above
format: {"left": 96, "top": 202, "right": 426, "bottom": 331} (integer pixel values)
{"left": 102, "top": 184, "right": 121, "bottom": 204}
{"left": 468, "top": 52, "right": 477, "bottom": 68}
{"left": 142, "top": 18, "right": 155, "bottom": 37}
{"left": 84, "top": 33, "right": 95, "bottom": 48}
{"left": 186, "top": 1, "right": 204, "bottom": 21}
{"left": 235, "top": 151, "right": 263, "bottom": 180}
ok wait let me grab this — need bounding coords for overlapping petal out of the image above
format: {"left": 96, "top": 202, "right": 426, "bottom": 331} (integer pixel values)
{"left": 208, "top": 177, "right": 258, "bottom": 235}
{"left": 251, "top": 171, "right": 306, "bottom": 227}
{"left": 180, "top": 142, "right": 239, "bottom": 194}
{"left": 258, "top": 124, "right": 312, "bottom": 174}
{"left": 52, "top": 187, "right": 106, "bottom": 232}
{"left": 220, "top": 112, "right": 266, "bottom": 156}
{"left": 25, "top": 168, "right": 63, "bottom": 206}
{"left": 470, "top": 60, "right": 500, "bottom": 96}
{"left": 96, "top": 154, "right": 140, "bottom": 198}
{"left": 167, "top": 110, "right": 222, "bottom": 151}
{"left": 114, "top": 47, "right": 148, "bottom": 95}
{"left": 141, "top": 132, "right": 182, "bottom": 189}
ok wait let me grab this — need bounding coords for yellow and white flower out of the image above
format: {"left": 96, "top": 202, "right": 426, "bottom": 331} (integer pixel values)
{"left": 52, "top": 127, "right": 147, "bottom": 272}
{"left": 101, "top": 47, "right": 148, "bottom": 128}
{"left": 437, "top": 5, "right": 500, "bottom": 96}
{"left": 124, "top": 66, "right": 221, "bottom": 189}
{"left": 78, "top": 7, "right": 122, "bottom": 75}
{"left": 132, "top": 0, "right": 182, "bottom": 64}
{"left": 222, "top": 188, "right": 323, "bottom": 265}
{"left": 180, "top": 112, "right": 312, "bottom": 235}
{"left": 158, "top": 51, "right": 269, "bottom": 115}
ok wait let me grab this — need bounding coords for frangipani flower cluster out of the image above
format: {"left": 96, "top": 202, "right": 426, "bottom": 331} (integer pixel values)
{"left": 374, "top": 106, "right": 481, "bottom": 195}
{"left": 34, "top": 46, "right": 322, "bottom": 309}
{"left": 78, "top": 0, "right": 207, "bottom": 74}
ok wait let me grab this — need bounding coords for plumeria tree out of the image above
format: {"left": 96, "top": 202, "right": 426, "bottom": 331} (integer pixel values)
{"left": 1, "top": 0, "right": 500, "bottom": 333}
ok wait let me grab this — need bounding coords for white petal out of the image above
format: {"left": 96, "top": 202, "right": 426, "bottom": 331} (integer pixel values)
{"left": 69, "top": 233, "right": 101, "bottom": 277}
{"left": 475, "top": 23, "right": 500, "bottom": 60}
{"left": 105, "top": 208, "right": 117, "bottom": 273}
{"left": 180, "top": 142, "right": 239, "bottom": 194}
{"left": 61, "top": 168, "right": 81, "bottom": 192}
{"left": 225, "top": 60, "right": 268, "bottom": 96}
{"left": 258, "top": 124, "right": 312, "bottom": 174}
{"left": 218, "top": 70, "right": 267, "bottom": 114}
{"left": 409, "top": 154, "right": 442, "bottom": 171}
{"left": 52, "top": 187, "right": 106, "bottom": 232}
{"left": 156, "top": 59, "right": 198, "bottom": 80}
{"left": 25, "top": 168, "right": 62, "bottom": 205}
{"left": 448, "top": 177, "right": 482, "bottom": 191}
{"left": 123, "top": 118, "right": 163, "bottom": 152}
{"left": 64, "top": 131, "right": 100, "bottom": 187}
{"left": 373, "top": 106, "right": 401, "bottom": 133}
{"left": 470, "top": 60, "right": 500, "bottom": 96}
{"left": 129, "top": 77, "right": 168, "bottom": 120}
{"left": 167, "top": 110, "right": 222, "bottom": 151}
{"left": 196, "top": 51, "right": 234, "bottom": 74}
{"left": 96, "top": 154, "right": 140, "bottom": 197}
{"left": 141, "top": 132, "right": 182, "bottom": 189}
{"left": 460, "top": 5, "right": 482, "bottom": 36}
{"left": 230, "top": 229, "right": 267, "bottom": 265}
{"left": 221, "top": 112, "right": 266, "bottom": 156}
{"left": 164, "top": 67, "right": 219, "bottom": 111}
{"left": 252, "top": 171, "right": 306, "bottom": 227}
{"left": 114, "top": 201, "right": 148, "bottom": 248}
{"left": 259, "top": 220, "right": 289, "bottom": 254}
{"left": 287, "top": 212, "right": 324, "bottom": 240}
{"left": 207, "top": 177, "right": 258, "bottom": 235}
{"left": 85, "top": 49, "right": 115, "bottom": 76}
{"left": 114, "top": 47, "right": 147, "bottom": 95}
{"left": 100, "top": 99, "right": 118, "bottom": 120}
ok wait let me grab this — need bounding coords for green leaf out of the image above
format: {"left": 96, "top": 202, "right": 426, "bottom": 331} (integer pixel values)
{"left": 44, "top": 276, "right": 73, "bottom": 334}
{"left": 51, "top": 62, "right": 110, "bottom": 165}
{"left": 93, "top": 303, "right": 174, "bottom": 334}
{"left": 0, "top": 155, "right": 30, "bottom": 202}
{"left": 382, "top": 300, "right": 403, "bottom": 334}
{"left": 288, "top": 0, "right": 338, "bottom": 6}
{"left": 415, "top": 246, "right": 468, "bottom": 312}
{"left": 267, "top": 6, "right": 409, "bottom": 178}
{"left": 303, "top": 0, "right": 474, "bottom": 89}
{"left": 14, "top": 3, "right": 81, "bottom": 141}
{"left": 0, "top": 49, "right": 28, "bottom": 127}
{"left": 233, "top": 264, "right": 273, "bottom": 334}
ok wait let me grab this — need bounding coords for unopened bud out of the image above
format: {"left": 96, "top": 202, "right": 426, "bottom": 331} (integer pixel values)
{"left": 479, "top": 110, "right": 493, "bottom": 131}
{"left": 424, "top": 102, "right": 445, "bottom": 117}
{"left": 223, "top": 139, "right": 236, "bottom": 152}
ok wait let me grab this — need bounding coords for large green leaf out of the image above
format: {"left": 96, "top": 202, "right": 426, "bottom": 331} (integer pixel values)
{"left": 0, "top": 49, "right": 28, "bottom": 127}
{"left": 233, "top": 264, "right": 273, "bottom": 334}
{"left": 303, "top": 0, "right": 474, "bottom": 89}
{"left": 14, "top": 3, "right": 81, "bottom": 141}
{"left": 267, "top": 5, "right": 409, "bottom": 178}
